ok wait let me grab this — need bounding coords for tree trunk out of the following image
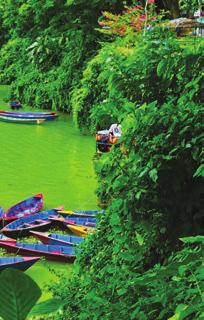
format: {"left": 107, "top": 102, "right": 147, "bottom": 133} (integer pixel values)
{"left": 162, "top": 0, "right": 180, "bottom": 18}
{"left": 155, "top": 0, "right": 180, "bottom": 18}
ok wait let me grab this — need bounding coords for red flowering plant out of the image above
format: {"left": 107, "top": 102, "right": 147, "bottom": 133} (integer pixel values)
{"left": 98, "top": 1, "right": 156, "bottom": 36}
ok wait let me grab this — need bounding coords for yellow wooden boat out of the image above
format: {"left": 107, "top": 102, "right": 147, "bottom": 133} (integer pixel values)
{"left": 67, "top": 224, "right": 95, "bottom": 237}
{"left": 58, "top": 209, "right": 104, "bottom": 217}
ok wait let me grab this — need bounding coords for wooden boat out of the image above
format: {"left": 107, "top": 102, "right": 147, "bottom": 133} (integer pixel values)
{"left": 0, "top": 256, "right": 40, "bottom": 272}
{"left": 9, "top": 101, "right": 22, "bottom": 110}
{"left": 30, "top": 231, "right": 84, "bottom": 246}
{"left": 0, "top": 110, "right": 58, "bottom": 120}
{"left": 0, "top": 207, "right": 4, "bottom": 221}
{"left": 59, "top": 209, "right": 105, "bottom": 217}
{"left": 67, "top": 224, "right": 95, "bottom": 237}
{"left": 1, "top": 209, "right": 59, "bottom": 238}
{"left": 0, "top": 234, "right": 16, "bottom": 243}
{"left": 0, "top": 242, "right": 76, "bottom": 263}
{"left": 1, "top": 193, "right": 43, "bottom": 224}
{"left": 0, "top": 115, "right": 45, "bottom": 124}
{"left": 49, "top": 216, "right": 96, "bottom": 229}
{"left": 0, "top": 110, "right": 57, "bottom": 116}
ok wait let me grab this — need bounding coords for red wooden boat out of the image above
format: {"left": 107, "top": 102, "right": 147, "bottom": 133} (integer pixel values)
{"left": 1, "top": 193, "right": 43, "bottom": 224}
{"left": 49, "top": 216, "right": 96, "bottom": 228}
{"left": 30, "top": 231, "right": 84, "bottom": 246}
{"left": 0, "top": 242, "right": 76, "bottom": 263}
{"left": 0, "top": 234, "right": 16, "bottom": 244}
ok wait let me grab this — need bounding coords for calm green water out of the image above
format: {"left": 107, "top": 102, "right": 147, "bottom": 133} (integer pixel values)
{"left": 0, "top": 85, "right": 97, "bottom": 299}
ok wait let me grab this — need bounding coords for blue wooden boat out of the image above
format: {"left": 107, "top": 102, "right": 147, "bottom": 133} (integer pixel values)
{"left": 1, "top": 209, "right": 59, "bottom": 238}
{"left": 1, "top": 193, "right": 43, "bottom": 224}
{"left": 0, "top": 242, "right": 76, "bottom": 262}
{"left": 59, "top": 209, "right": 105, "bottom": 217}
{"left": 0, "top": 110, "right": 58, "bottom": 120}
{"left": 0, "top": 256, "right": 40, "bottom": 272}
{"left": 49, "top": 216, "right": 96, "bottom": 229}
{"left": 30, "top": 231, "right": 84, "bottom": 246}
{"left": 9, "top": 101, "right": 22, "bottom": 110}
{"left": 0, "top": 207, "right": 3, "bottom": 219}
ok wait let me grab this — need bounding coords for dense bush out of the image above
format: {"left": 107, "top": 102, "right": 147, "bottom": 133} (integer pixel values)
{"left": 0, "top": 1, "right": 203, "bottom": 319}
{"left": 0, "top": 0, "right": 131, "bottom": 110}
{"left": 53, "top": 25, "right": 204, "bottom": 320}
{"left": 72, "top": 28, "right": 204, "bottom": 132}
{"left": 52, "top": 236, "right": 204, "bottom": 319}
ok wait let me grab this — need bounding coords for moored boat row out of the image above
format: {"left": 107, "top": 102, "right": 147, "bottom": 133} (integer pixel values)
{"left": 0, "top": 193, "right": 105, "bottom": 266}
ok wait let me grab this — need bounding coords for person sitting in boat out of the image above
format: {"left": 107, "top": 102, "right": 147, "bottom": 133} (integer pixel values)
{"left": 10, "top": 100, "right": 22, "bottom": 110}
{"left": 96, "top": 123, "right": 122, "bottom": 153}
{"left": 96, "top": 129, "right": 110, "bottom": 152}
{"left": 108, "top": 123, "right": 122, "bottom": 144}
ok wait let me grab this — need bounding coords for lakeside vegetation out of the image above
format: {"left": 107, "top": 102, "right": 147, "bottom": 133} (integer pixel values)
{"left": 0, "top": 0, "right": 203, "bottom": 319}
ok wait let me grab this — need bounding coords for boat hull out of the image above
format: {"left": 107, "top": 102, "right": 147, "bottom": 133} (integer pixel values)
{"left": 0, "top": 242, "right": 76, "bottom": 263}
{"left": 0, "top": 110, "right": 57, "bottom": 116}
{"left": 0, "top": 234, "right": 16, "bottom": 243}
{"left": 1, "top": 193, "right": 44, "bottom": 225}
{"left": 67, "top": 224, "right": 94, "bottom": 237}
{"left": 0, "top": 110, "right": 58, "bottom": 120}
{"left": 49, "top": 216, "right": 96, "bottom": 228}
{"left": 2, "top": 221, "right": 52, "bottom": 238}
{"left": 1, "top": 209, "right": 59, "bottom": 238}
{"left": 0, "top": 115, "right": 45, "bottom": 124}
{"left": 30, "top": 231, "right": 84, "bottom": 246}
{"left": 59, "top": 209, "right": 105, "bottom": 217}
{"left": 0, "top": 257, "right": 40, "bottom": 272}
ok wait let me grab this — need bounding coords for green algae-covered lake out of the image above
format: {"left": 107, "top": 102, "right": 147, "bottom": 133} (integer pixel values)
{"left": 0, "top": 85, "right": 97, "bottom": 299}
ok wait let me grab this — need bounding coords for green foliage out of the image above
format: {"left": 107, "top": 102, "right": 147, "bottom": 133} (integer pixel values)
{"left": 179, "top": 0, "right": 204, "bottom": 16}
{"left": 52, "top": 229, "right": 204, "bottom": 319}
{"left": 0, "top": 1, "right": 203, "bottom": 319}
{"left": 52, "top": 22, "right": 204, "bottom": 320}
{"left": 0, "top": 268, "right": 41, "bottom": 320}
{"left": 0, "top": 268, "right": 62, "bottom": 320}
{"left": 0, "top": 0, "right": 129, "bottom": 110}
{"left": 72, "top": 28, "right": 204, "bottom": 132}
{"left": 28, "top": 298, "right": 63, "bottom": 318}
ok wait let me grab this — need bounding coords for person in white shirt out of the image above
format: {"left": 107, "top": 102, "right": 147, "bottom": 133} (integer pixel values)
{"left": 108, "top": 123, "right": 122, "bottom": 144}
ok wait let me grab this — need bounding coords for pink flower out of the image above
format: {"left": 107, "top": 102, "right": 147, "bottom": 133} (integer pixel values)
{"left": 147, "top": 0, "right": 155, "bottom": 4}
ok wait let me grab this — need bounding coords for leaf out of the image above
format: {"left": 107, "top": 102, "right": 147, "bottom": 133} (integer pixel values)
{"left": 28, "top": 299, "right": 63, "bottom": 317}
{"left": 193, "top": 164, "right": 204, "bottom": 178}
{"left": 66, "top": 0, "right": 74, "bottom": 6}
{"left": 179, "top": 236, "right": 204, "bottom": 244}
{"left": 149, "top": 168, "right": 158, "bottom": 183}
{"left": 157, "top": 60, "right": 166, "bottom": 77}
{"left": 135, "top": 232, "right": 144, "bottom": 246}
{"left": 117, "top": 287, "right": 127, "bottom": 296}
{"left": 168, "top": 304, "right": 188, "bottom": 320}
{"left": 178, "top": 265, "right": 186, "bottom": 276}
{"left": 0, "top": 268, "right": 41, "bottom": 320}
